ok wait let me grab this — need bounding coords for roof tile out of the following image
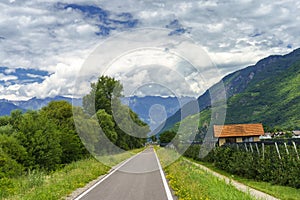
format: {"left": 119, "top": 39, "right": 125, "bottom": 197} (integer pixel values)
{"left": 214, "top": 123, "right": 264, "bottom": 138}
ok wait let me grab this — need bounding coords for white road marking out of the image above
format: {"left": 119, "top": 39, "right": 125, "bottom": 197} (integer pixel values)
{"left": 154, "top": 149, "right": 174, "bottom": 200}
{"left": 74, "top": 151, "right": 143, "bottom": 200}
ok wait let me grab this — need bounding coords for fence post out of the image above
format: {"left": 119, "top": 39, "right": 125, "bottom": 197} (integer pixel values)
{"left": 249, "top": 143, "right": 254, "bottom": 153}
{"left": 292, "top": 141, "right": 299, "bottom": 160}
{"left": 284, "top": 142, "right": 289, "bottom": 155}
{"left": 275, "top": 142, "right": 281, "bottom": 159}
{"left": 244, "top": 143, "right": 248, "bottom": 152}
{"left": 262, "top": 142, "right": 264, "bottom": 160}
{"left": 255, "top": 143, "right": 260, "bottom": 155}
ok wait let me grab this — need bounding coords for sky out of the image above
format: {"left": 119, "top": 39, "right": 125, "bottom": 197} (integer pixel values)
{"left": 0, "top": 0, "right": 299, "bottom": 100}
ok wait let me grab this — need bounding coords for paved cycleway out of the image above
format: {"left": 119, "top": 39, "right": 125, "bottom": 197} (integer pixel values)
{"left": 75, "top": 147, "right": 174, "bottom": 200}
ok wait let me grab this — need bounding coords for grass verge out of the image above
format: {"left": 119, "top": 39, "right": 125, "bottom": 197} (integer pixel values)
{"left": 156, "top": 147, "right": 255, "bottom": 200}
{"left": 1, "top": 148, "right": 144, "bottom": 200}
{"left": 193, "top": 159, "right": 300, "bottom": 200}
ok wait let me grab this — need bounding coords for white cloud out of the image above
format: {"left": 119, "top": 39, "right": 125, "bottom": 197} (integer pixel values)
{"left": 0, "top": 0, "right": 300, "bottom": 100}
{"left": 0, "top": 73, "right": 18, "bottom": 81}
{"left": 4, "top": 68, "right": 16, "bottom": 74}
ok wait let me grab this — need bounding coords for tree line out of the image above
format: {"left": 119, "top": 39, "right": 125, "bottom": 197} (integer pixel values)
{"left": 0, "top": 76, "right": 149, "bottom": 179}
{"left": 0, "top": 101, "right": 88, "bottom": 178}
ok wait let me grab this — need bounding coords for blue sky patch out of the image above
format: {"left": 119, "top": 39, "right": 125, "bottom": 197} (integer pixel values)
{"left": 63, "top": 4, "right": 109, "bottom": 22}
{"left": 166, "top": 19, "right": 189, "bottom": 36}
{"left": 57, "top": 3, "right": 139, "bottom": 36}
{"left": 0, "top": 67, "right": 50, "bottom": 86}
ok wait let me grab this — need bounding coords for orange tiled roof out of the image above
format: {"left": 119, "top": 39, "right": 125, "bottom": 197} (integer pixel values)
{"left": 214, "top": 124, "right": 264, "bottom": 138}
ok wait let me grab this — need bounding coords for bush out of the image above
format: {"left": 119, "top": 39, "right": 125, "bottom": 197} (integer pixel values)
{"left": 0, "top": 151, "right": 23, "bottom": 178}
{"left": 184, "top": 143, "right": 300, "bottom": 188}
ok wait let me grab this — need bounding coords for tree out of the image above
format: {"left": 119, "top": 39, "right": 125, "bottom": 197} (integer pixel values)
{"left": 0, "top": 150, "right": 23, "bottom": 178}
{"left": 83, "top": 76, "right": 123, "bottom": 115}
{"left": 41, "top": 101, "right": 74, "bottom": 129}
{"left": 96, "top": 109, "right": 117, "bottom": 143}
{"left": 159, "top": 131, "right": 177, "bottom": 144}
{"left": 41, "top": 101, "right": 88, "bottom": 163}
{"left": 14, "top": 111, "right": 62, "bottom": 170}
{"left": 10, "top": 110, "right": 23, "bottom": 130}
{"left": 150, "top": 135, "right": 157, "bottom": 142}
{"left": 0, "top": 125, "right": 14, "bottom": 136}
{"left": 83, "top": 76, "right": 149, "bottom": 150}
{"left": 0, "top": 134, "right": 27, "bottom": 164}
{"left": 0, "top": 116, "right": 10, "bottom": 126}
{"left": 73, "top": 107, "right": 100, "bottom": 154}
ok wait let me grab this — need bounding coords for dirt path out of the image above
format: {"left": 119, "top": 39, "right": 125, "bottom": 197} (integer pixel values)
{"left": 184, "top": 158, "right": 279, "bottom": 200}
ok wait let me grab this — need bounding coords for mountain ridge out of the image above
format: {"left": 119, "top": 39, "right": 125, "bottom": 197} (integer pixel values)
{"left": 0, "top": 96, "right": 82, "bottom": 116}
{"left": 154, "top": 48, "right": 300, "bottom": 134}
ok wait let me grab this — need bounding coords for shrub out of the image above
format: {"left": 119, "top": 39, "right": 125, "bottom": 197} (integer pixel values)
{"left": 185, "top": 143, "right": 300, "bottom": 188}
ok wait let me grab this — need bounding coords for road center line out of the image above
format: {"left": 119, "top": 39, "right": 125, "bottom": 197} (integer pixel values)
{"left": 154, "top": 149, "right": 174, "bottom": 200}
{"left": 74, "top": 151, "right": 144, "bottom": 200}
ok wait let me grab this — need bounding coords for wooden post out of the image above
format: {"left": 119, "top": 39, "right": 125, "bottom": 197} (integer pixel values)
{"left": 292, "top": 141, "right": 299, "bottom": 160}
{"left": 255, "top": 143, "right": 260, "bottom": 155}
{"left": 244, "top": 143, "right": 248, "bottom": 152}
{"left": 284, "top": 142, "right": 289, "bottom": 155}
{"left": 275, "top": 142, "right": 281, "bottom": 159}
{"left": 249, "top": 143, "right": 254, "bottom": 153}
{"left": 262, "top": 142, "right": 264, "bottom": 160}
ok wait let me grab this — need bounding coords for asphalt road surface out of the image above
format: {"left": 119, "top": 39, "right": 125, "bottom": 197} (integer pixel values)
{"left": 76, "top": 147, "right": 173, "bottom": 200}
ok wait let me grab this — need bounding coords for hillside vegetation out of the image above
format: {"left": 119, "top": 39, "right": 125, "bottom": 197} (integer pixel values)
{"left": 158, "top": 48, "right": 300, "bottom": 134}
{"left": 225, "top": 61, "right": 300, "bottom": 130}
{"left": 164, "top": 50, "right": 300, "bottom": 135}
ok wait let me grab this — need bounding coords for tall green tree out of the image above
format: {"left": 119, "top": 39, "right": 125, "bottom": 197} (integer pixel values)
{"left": 83, "top": 76, "right": 123, "bottom": 116}
{"left": 41, "top": 101, "right": 89, "bottom": 163}
{"left": 83, "top": 76, "right": 149, "bottom": 150}
{"left": 96, "top": 109, "right": 117, "bottom": 143}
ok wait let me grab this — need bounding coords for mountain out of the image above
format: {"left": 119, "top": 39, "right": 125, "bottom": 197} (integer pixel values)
{"left": 121, "top": 96, "right": 195, "bottom": 130}
{"left": 0, "top": 96, "right": 82, "bottom": 116}
{"left": 12, "top": 96, "right": 82, "bottom": 110}
{"left": 224, "top": 59, "right": 300, "bottom": 129}
{"left": 156, "top": 48, "right": 300, "bottom": 133}
{"left": 0, "top": 101, "right": 25, "bottom": 116}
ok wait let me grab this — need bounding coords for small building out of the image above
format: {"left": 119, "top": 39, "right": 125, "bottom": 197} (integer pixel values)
{"left": 293, "top": 130, "right": 300, "bottom": 136}
{"left": 292, "top": 130, "right": 300, "bottom": 138}
{"left": 214, "top": 123, "right": 264, "bottom": 146}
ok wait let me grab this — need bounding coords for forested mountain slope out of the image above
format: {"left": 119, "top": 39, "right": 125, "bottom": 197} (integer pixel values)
{"left": 160, "top": 48, "right": 300, "bottom": 133}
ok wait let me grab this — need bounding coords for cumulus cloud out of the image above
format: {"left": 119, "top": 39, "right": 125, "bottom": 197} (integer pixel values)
{"left": 0, "top": 0, "right": 300, "bottom": 99}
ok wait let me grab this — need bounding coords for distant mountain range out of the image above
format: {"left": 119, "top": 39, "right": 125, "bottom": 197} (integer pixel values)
{"left": 0, "top": 101, "right": 26, "bottom": 116}
{"left": 121, "top": 96, "right": 195, "bottom": 130}
{"left": 0, "top": 95, "right": 195, "bottom": 130}
{"left": 0, "top": 96, "right": 82, "bottom": 116}
{"left": 155, "top": 48, "right": 300, "bottom": 134}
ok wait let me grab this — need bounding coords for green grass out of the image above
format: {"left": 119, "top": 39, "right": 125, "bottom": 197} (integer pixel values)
{"left": 194, "top": 160, "right": 300, "bottom": 200}
{"left": 1, "top": 148, "right": 144, "bottom": 200}
{"left": 156, "top": 148, "right": 255, "bottom": 200}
